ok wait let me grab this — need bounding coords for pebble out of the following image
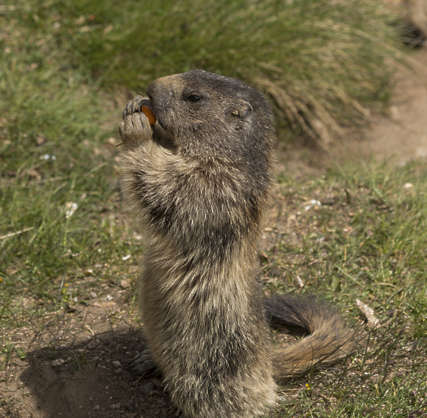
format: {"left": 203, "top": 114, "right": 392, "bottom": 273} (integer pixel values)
{"left": 51, "top": 358, "right": 66, "bottom": 367}
{"left": 120, "top": 279, "right": 131, "bottom": 289}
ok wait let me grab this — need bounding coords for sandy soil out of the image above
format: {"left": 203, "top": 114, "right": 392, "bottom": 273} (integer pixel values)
{"left": 280, "top": 48, "right": 427, "bottom": 175}
{"left": 335, "top": 49, "right": 427, "bottom": 165}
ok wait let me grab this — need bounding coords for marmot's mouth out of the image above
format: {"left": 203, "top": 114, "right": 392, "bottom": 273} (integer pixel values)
{"left": 138, "top": 99, "right": 156, "bottom": 126}
{"left": 138, "top": 98, "right": 176, "bottom": 151}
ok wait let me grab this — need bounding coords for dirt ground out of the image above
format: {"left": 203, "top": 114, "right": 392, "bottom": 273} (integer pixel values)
{"left": 334, "top": 48, "right": 427, "bottom": 165}
{"left": 279, "top": 47, "right": 427, "bottom": 176}
{"left": 1, "top": 48, "right": 426, "bottom": 418}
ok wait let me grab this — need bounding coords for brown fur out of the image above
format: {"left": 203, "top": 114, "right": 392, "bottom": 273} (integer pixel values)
{"left": 118, "top": 70, "right": 354, "bottom": 417}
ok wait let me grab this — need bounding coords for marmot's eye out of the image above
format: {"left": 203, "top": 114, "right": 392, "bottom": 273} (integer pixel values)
{"left": 185, "top": 93, "right": 203, "bottom": 103}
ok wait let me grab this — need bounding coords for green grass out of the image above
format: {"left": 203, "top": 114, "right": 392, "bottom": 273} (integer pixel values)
{"left": 20, "top": 0, "right": 401, "bottom": 144}
{"left": 271, "top": 162, "right": 426, "bottom": 335}
{"left": 266, "top": 161, "right": 426, "bottom": 416}
{"left": 0, "top": 7, "right": 135, "bottom": 328}
{"left": 0, "top": 1, "right": 425, "bottom": 416}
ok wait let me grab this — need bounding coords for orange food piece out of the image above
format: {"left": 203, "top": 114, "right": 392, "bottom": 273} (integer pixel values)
{"left": 141, "top": 105, "right": 156, "bottom": 126}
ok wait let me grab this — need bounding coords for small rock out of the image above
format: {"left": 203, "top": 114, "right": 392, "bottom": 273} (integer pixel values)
{"left": 304, "top": 199, "right": 322, "bottom": 211}
{"left": 112, "top": 360, "right": 121, "bottom": 368}
{"left": 51, "top": 358, "right": 66, "bottom": 367}
{"left": 40, "top": 153, "right": 56, "bottom": 161}
{"left": 36, "top": 135, "right": 47, "bottom": 145}
{"left": 120, "top": 279, "right": 130, "bottom": 289}
{"left": 65, "top": 202, "right": 78, "bottom": 219}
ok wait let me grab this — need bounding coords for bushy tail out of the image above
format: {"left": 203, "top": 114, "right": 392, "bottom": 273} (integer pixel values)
{"left": 264, "top": 294, "right": 354, "bottom": 379}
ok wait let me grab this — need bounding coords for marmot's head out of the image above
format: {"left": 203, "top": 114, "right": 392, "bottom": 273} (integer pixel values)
{"left": 147, "top": 70, "right": 275, "bottom": 175}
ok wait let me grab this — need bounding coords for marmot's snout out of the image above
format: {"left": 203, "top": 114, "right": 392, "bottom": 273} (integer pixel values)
{"left": 147, "top": 75, "right": 184, "bottom": 114}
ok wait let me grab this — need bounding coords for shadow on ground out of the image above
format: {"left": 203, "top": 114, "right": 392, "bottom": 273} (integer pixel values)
{"left": 20, "top": 328, "right": 178, "bottom": 418}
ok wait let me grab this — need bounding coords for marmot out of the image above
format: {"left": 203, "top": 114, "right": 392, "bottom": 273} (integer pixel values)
{"left": 118, "top": 69, "right": 354, "bottom": 418}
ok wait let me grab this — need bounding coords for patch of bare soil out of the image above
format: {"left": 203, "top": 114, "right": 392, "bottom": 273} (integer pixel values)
{"left": 20, "top": 330, "right": 176, "bottom": 418}
{"left": 1, "top": 49, "right": 426, "bottom": 418}
{"left": 335, "top": 48, "right": 427, "bottom": 165}
{"left": 276, "top": 47, "right": 427, "bottom": 175}
{"left": 1, "top": 292, "right": 178, "bottom": 418}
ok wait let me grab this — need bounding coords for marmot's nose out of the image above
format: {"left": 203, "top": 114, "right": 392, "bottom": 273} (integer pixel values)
{"left": 147, "top": 74, "right": 182, "bottom": 111}
{"left": 147, "top": 80, "right": 172, "bottom": 109}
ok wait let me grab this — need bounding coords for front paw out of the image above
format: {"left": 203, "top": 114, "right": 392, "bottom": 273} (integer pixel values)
{"left": 119, "top": 96, "right": 153, "bottom": 149}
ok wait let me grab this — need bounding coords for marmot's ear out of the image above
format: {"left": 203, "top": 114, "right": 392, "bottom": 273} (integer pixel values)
{"left": 229, "top": 99, "right": 253, "bottom": 120}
